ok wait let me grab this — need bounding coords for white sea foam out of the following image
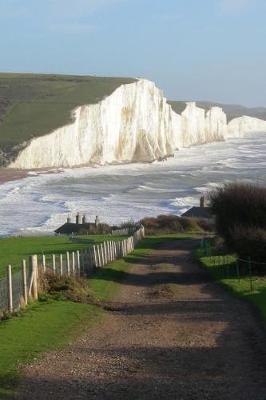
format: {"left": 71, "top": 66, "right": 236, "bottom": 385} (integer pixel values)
{"left": 0, "top": 133, "right": 265, "bottom": 236}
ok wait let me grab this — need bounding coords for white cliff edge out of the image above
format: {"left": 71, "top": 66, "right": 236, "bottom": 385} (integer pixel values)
{"left": 8, "top": 79, "right": 266, "bottom": 169}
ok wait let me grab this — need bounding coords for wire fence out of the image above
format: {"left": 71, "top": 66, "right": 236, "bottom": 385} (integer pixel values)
{"left": 0, "top": 226, "right": 145, "bottom": 318}
{"left": 200, "top": 238, "right": 266, "bottom": 292}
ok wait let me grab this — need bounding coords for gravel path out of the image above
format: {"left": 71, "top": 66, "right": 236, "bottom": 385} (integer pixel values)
{"left": 15, "top": 239, "right": 266, "bottom": 400}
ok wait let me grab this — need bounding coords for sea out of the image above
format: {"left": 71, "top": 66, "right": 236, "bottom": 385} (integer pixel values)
{"left": 0, "top": 132, "right": 265, "bottom": 237}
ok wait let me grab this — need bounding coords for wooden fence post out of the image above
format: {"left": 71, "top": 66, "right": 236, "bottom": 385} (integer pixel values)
{"left": 60, "top": 254, "right": 63, "bottom": 276}
{"left": 80, "top": 250, "right": 84, "bottom": 275}
{"left": 112, "top": 242, "right": 115, "bottom": 260}
{"left": 22, "top": 259, "right": 28, "bottom": 306}
{"left": 104, "top": 242, "right": 108, "bottom": 264}
{"left": 52, "top": 254, "right": 56, "bottom": 274}
{"left": 72, "top": 252, "right": 76, "bottom": 274}
{"left": 112, "top": 242, "right": 114, "bottom": 260}
{"left": 42, "top": 254, "right": 46, "bottom": 272}
{"left": 66, "top": 252, "right": 70, "bottom": 276}
{"left": 76, "top": 251, "right": 80, "bottom": 276}
{"left": 7, "top": 265, "right": 13, "bottom": 313}
{"left": 30, "top": 255, "right": 38, "bottom": 300}
{"left": 100, "top": 244, "right": 104, "bottom": 266}
{"left": 107, "top": 241, "right": 112, "bottom": 262}
{"left": 97, "top": 246, "right": 101, "bottom": 267}
{"left": 93, "top": 246, "right": 98, "bottom": 268}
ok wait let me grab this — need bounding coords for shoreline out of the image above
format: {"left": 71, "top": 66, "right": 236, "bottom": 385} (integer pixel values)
{"left": 0, "top": 168, "right": 66, "bottom": 186}
{"left": 0, "top": 168, "right": 29, "bottom": 185}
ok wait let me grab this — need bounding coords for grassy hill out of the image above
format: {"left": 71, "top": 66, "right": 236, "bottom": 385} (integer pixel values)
{"left": 169, "top": 100, "right": 266, "bottom": 122}
{"left": 0, "top": 73, "right": 135, "bottom": 164}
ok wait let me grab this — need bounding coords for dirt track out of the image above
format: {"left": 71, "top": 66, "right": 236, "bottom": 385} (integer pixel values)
{"left": 15, "top": 239, "right": 266, "bottom": 400}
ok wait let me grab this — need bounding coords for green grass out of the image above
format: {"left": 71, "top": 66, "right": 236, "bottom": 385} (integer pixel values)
{"left": 0, "top": 73, "right": 135, "bottom": 151}
{"left": 0, "top": 234, "right": 128, "bottom": 277}
{"left": 0, "top": 233, "right": 190, "bottom": 397}
{"left": 197, "top": 250, "right": 266, "bottom": 326}
{"left": 0, "top": 300, "right": 102, "bottom": 397}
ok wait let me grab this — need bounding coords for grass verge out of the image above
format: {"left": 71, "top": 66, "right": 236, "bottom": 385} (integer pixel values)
{"left": 0, "top": 300, "right": 102, "bottom": 398}
{"left": 197, "top": 249, "right": 266, "bottom": 326}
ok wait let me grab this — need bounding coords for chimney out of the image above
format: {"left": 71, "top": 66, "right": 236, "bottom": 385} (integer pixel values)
{"left": 200, "top": 196, "right": 206, "bottom": 208}
{"left": 67, "top": 216, "right": 71, "bottom": 224}
{"left": 95, "top": 216, "right": 100, "bottom": 227}
{"left": 82, "top": 215, "right": 86, "bottom": 224}
{"left": 76, "top": 213, "right": 82, "bottom": 224}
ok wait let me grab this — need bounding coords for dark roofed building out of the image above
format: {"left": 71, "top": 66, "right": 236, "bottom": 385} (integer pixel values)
{"left": 55, "top": 214, "right": 112, "bottom": 235}
{"left": 181, "top": 206, "right": 212, "bottom": 220}
{"left": 181, "top": 196, "right": 213, "bottom": 221}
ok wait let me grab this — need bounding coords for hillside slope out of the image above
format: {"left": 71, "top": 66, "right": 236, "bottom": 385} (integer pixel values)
{"left": 0, "top": 73, "right": 136, "bottom": 163}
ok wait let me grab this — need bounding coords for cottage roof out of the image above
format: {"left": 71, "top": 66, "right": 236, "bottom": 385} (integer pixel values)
{"left": 181, "top": 207, "right": 212, "bottom": 219}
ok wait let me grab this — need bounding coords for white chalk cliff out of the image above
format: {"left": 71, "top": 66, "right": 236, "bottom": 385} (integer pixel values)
{"left": 227, "top": 116, "right": 266, "bottom": 137}
{"left": 9, "top": 79, "right": 266, "bottom": 169}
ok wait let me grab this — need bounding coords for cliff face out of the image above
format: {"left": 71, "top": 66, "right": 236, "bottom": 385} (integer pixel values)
{"left": 180, "top": 102, "right": 227, "bottom": 147}
{"left": 227, "top": 116, "right": 266, "bottom": 137}
{"left": 9, "top": 79, "right": 266, "bottom": 169}
{"left": 10, "top": 80, "right": 180, "bottom": 169}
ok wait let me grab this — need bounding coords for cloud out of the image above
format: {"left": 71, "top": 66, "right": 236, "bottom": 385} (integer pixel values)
{"left": 219, "top": 0, "right": 252, "bottom": 14}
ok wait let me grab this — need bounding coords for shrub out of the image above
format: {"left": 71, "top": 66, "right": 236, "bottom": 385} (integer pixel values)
{"left": 210, "top": 183, "right": 266, "bottom": 245}
{"left": 230, "top": 226, "right": 266, "bottom": 265}
{"left": 210, "top": 183, "right": 266, "bottom": 264}
{"left": 178, "top": 217, "right": 201, "bottom": 232}
{"left": 140, "top": 214, "right": 210, "bottom": 235}
{"left": 39, "top": 271, "right": 94, "bottom": 303}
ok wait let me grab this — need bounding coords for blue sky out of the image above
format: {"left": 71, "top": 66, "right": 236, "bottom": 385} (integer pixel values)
{"left": 0, "top": 0, "right": 265, "bottom": 106}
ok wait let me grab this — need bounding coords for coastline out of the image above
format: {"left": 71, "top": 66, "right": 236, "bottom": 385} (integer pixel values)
{"left": 0, "top": 168, "right": 66, "bottom": 186}
{"left": 0, "top": 168, "right": 29, "bottom": 185}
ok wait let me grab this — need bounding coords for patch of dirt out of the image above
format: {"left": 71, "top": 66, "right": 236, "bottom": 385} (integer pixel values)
{"left": 14, "top": 239, "right": 266, "bottom": 400}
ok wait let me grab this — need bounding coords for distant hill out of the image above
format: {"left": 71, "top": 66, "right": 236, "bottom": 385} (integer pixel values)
{"left": 0, "top": 73, "right": 136, "bottom": 155}
{"left": 169, "top": 101, "right": 266, "bottom": 122}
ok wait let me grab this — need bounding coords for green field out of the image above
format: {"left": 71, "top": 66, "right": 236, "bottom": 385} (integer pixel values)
{"left": 0, "top": 234, "right": 127, "bottom": 277}
{"left": 197, "top": 250, "right": 266, "bottom": 326}
{"left": 0, "top": 73, "right": 135, "bottom": 159}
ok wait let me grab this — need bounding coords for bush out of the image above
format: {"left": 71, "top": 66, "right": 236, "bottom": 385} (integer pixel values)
{"left": 140, "top": 214, "right": 210, "bottom": 235}
{"left": 210, "top": 183, "right": 266, "bottom": 263}
{"left": 39, "top": 271, "right": 94, "bottom": 303}
{"left": 210, "top": 183, "right": 266, "bottom": 244}
{"left": 179, "top": 217, "right": 201, "bottom": 232}
{"left": 230, "top": 226, "right": 266, "bottom": 265}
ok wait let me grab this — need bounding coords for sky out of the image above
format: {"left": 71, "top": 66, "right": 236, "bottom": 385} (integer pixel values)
{"left": 0, "top": 0, "right": 265, "bottom": 107}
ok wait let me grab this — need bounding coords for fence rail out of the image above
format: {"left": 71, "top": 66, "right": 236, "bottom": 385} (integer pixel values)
{"left": 0, "top": 226, "right": 145, "bottom": 318}
{"left": 200, "top": 238, "right": 266, "bottom": 291}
